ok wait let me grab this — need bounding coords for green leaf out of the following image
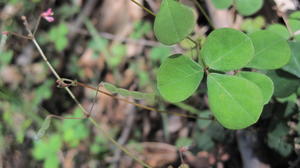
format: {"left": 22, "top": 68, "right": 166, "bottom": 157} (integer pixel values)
{"left": 237, "top": 71, "right": 274, "bottom": 104}
{"left": 282, "top": 42, "right": 300, "bottom": 78}
{"left": 35, "top": 116, "right": 52, "bottom": 140}
{"left": 48, "top": 134, "right": 62, "bottom": 152}
{"left": 0, "top": 50, "right": 13, "bottom": 65}
{"left": 157, "top": 54, "right": 204, "bottom": 102}
{"left": 211, "top": 0, "right": 233, "bottom": 9}
{"left": 206, "top": 122, "right": 226, "bottom": 141}
{"left": 289, "top": 18, "right": 300, "bottom": 41}
{"left": 267, "top": 24, "right": 290, "bottom": 40}
{"left": 201, "top": 28, "right": 254, "bottom": 71}
{"left": 277, "top": 94, "right": 297, "bottom": 104}
{"left": 247, "top": 30, "right": 291, "bottom": 69}
{"left": 149, "top": 46, "right": 171, "bottom": 62}
{"left": 235, "top": 0, "right": 263, "bottom": 16}
{"left": 44, "top": 155, "right": 60, "bottom": 168}
{"left": 240, "top": 16, "right": 265, "bottom": 34}
{"left": 154, "top": 0, "right": 196, "bottom": 45}
{"left": 55, "top": 37, "right": 68, "bottom": 51}
{"left": 62, "top": 109, "right": 88, "bottom": 147}
{"left": 195, "top": 131, "right": 214, "bottom": 150}
{"left": 207, "top": 73, "right": 263, "bottom": 129}
{"left": 267, "top": 122, "right": 292, "bottom": 157}
{"left": 290, "top": 11, "right": 300, "bottom": 19}
{"left": 32, "top": 134, "right": 62, "bottom": 160}
{"left": 267, "top": 70, "right": 300, "bottom": 98}
{"left": 49, "top": 23, "right": 69, "bottom": 51}
{"left": 130, "top": 21, "right": 152, "bottom": 39}
{"left": 103, "top": 82, "right": 155, "bottom": 104}
{"left": 175, "top": 137, "right": 193, "bottom": 147}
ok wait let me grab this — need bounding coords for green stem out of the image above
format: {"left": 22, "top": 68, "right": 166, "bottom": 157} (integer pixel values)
{"left": 186, "top": 36, "right": 209, "bottom": 74}
{"left": 130, "top": 0, "right": 156, "bottom": 16}
{"left": 189, "top": 0, "right": 214, "bottom": 29}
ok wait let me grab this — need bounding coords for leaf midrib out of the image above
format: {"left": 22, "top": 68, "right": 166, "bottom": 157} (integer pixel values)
{"left": 209, "top": 75, "right": 255, "bottom": 120}
{"left": 208, "top": 37, "right": 251, "bottom": 67}
{"left": 254, "top": 37, "right": 285, "bottom": 57}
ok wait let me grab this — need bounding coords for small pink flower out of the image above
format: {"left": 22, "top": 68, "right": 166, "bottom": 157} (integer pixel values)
{"left": 2, "top": 31, "right": 9, "bottom": 35}
{"left": 41, "top": 8, "right": 54, "bottom": 22}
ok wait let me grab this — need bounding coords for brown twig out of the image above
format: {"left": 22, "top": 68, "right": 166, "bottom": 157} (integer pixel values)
{"left": 130, "top": 0, "right": 156, "bottom": 16}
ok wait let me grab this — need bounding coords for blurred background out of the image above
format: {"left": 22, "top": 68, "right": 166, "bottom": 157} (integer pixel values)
{"left": 0, "top": 0, "right": 300, "bottom": 168}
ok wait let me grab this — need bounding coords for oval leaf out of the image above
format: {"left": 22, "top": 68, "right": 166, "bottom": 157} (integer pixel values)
{"left": 267, "top": 24, "right": 290, "bottom": 40}
{"left": 237, "top": 71, "right": 274, "bottom": 104}
{"left": 201, "top": 28, "right": 254, "bottom": 71}
{"left": 247, "top": 30, "right": 291, "bottom": 69}
{"left": 212, "top": 0, "right": 233, "bottom": 9}
{"left": 154, "top": 0, "right": 196, "bottom": 45}
{"left": 157, "top": 54, "right": 204, "bottom": 102}
{"left": 282, "top": 42, "right": 300, "bottom": 78}
{"left": 207, "top": 73, "right": 263, "bottom": 129}
{"left": 235, "top": 0, "right": 263, "bottom": 16}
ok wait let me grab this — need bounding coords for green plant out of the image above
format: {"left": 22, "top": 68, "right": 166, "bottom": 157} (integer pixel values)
{"left": 32, "top": 134, "right": 62, "bottom": 168}
{"left": 48, "top": 22, "right": 68, "bottom": 51}
{"left": 153, "top": 0, "right": 293, "bottom": 129}
{"left": 3, "top": 0, "right": 300, "bottom": 167}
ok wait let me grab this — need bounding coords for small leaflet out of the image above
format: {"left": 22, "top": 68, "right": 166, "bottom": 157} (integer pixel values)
{"left": 103, "top": 82, "right": 155, "bottom": 103}
{"left": 35, "top": 116, "right": 51, "bottom": 140}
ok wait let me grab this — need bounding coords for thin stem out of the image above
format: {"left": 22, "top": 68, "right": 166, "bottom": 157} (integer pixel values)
{"left": 21, "top": 16, "right": 152, "bottom": 167}
{"left": 21, "top": 16, "right": 89, "bottom": 117}
{"left": 75, "top": 81, "right": 213, "bottom": 120}
{"left": 87, "top": 83, "right": 101, "bottom": 117}
{"left": 33, "top": 38, "right": 93, "bottom": 117}
{"left": 187, "top": 36, "right": 199, "bottom": 56}
{"left": 189, "top": 0, "right": 214, "bottom": 29}
{"left": 89, "top": 118, "right": 152, "bottom": 168}
{"left": 186, "top": 36, "right": 209, "bottom": 74}
{"left": 48, "top": 114, "right": 86, "bottom": 120}
{"left": 130, "top": 0, "right": 156, "bottom": 16}
{"left": 33, "top": 16, "right": 41, "bottom": 36}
